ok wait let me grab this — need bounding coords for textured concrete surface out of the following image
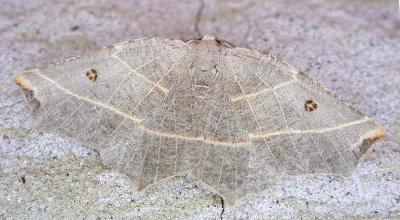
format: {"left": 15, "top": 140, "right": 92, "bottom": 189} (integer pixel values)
{"left": 0, "top": 0, "right": 399, "bottom": 219}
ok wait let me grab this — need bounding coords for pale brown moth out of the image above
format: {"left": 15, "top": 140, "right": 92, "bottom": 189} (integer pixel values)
{"left": 15, "top": 36, "right": 385, "bottom": 205}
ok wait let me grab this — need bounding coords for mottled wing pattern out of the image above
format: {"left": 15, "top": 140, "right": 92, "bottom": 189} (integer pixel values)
{"left": 15, "top": 37, "right": 384, "bottom": 205}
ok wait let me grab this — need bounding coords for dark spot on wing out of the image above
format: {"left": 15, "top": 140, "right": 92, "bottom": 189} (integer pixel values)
{"left": 304, "top": 99, "right": 318, "bottom": 112}
{"left": 86, "top": 68, "right": 97, "bottom": 81}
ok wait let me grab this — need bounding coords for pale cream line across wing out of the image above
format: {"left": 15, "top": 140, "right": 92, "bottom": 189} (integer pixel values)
{"left": 143, "top": 127, "right": 248, "bottom": 146}
{"left": 33, "top": 70, "right": 143, "bottom": 123}
{"left": 249, "top": 117, "right": 371, "bottom": 138}
{"left": 230, "top": 79, "right": 297, "bottom": 103}
{"left": 32, "top": 70, "right": 373, "bottom": 146}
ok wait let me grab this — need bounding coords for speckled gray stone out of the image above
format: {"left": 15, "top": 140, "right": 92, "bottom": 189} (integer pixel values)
{"left": 1, "top": 0, "right": 399, "bottom": 219}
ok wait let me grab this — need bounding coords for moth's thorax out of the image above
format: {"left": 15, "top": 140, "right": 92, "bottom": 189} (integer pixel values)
{"left": 187, "top": 36, "right": 227, "bottom": 93}
{"left": 190, "top": 59, "right": 219, "bottom": 94}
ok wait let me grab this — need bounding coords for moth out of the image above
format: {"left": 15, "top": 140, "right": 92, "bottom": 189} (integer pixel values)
{"left": 15, "top": 36, "right": 384, "bottom": 205}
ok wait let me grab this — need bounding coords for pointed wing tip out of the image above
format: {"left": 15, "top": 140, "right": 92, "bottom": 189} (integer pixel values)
{"left": 366, "top": 121, "right": 386, "bottom": 142}
{"left": 14, "top": 74, "right": 28, "bottom": 89}
{"left": 14, "top": 70, "right": 42, "bottom": 114}
{"left": 14, "top": 69, "right": 39, "bottom": 85}
{"left": 353, "top": 122, "right": 386, "bottom": 160}
{"left": 14, "top": 72, "right": 34, "bottom": 96}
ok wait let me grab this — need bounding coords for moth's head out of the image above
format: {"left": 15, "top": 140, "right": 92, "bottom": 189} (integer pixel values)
{"left": 186, "top": 35, "right": 235, "bottom": 48}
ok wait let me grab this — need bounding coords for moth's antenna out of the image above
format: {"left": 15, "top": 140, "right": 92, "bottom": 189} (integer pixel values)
{"left": 194, "top": 0, "right": 205, "bottom": 38}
